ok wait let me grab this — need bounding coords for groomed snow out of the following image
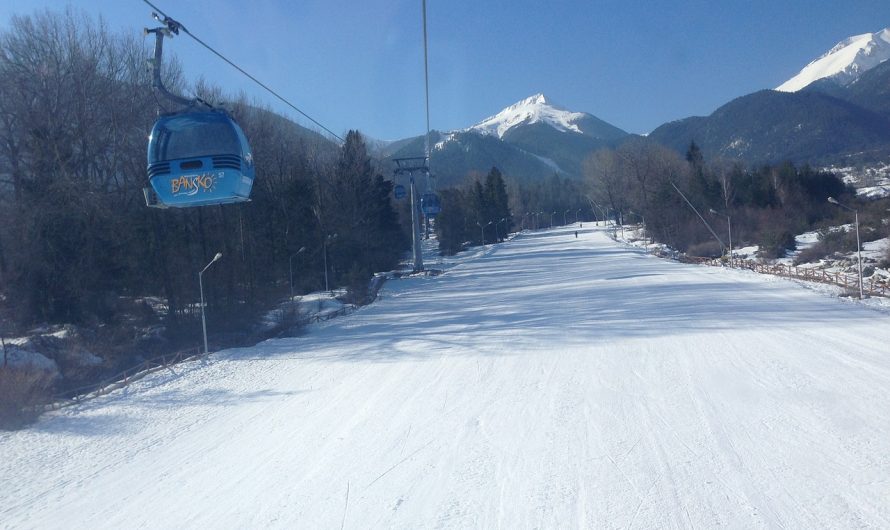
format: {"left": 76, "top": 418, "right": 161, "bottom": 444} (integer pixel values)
{"left": 777, "top": 28, "right": 890, "bottom": 92}
{"left": 2, "top": 225, "right": 890, "bottom": 528}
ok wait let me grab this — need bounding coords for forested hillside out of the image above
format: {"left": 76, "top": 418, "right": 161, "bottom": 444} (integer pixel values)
{"left": 647, "top": 90, "right": 890, "bottom": 166}
{"left": 581, "top": 138, "right": 888, "bottom": 259}
{"left": 0, "top": 10, "right": 407, "bottom": 354}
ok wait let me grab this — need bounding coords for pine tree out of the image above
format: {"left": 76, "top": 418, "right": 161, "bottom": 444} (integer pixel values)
{"left": 484, "top": 167, "right": 512, "bottom": 238}
{"left": 434, "top": 188, "right": 469, "bottom": 255}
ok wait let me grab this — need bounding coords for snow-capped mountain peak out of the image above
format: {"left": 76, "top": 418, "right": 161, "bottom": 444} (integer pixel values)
{"left": 468, "top": 93, "right": 588, "bottom": 138}
{"left": 777, "top": 27, "right": 890, "bottom": 92}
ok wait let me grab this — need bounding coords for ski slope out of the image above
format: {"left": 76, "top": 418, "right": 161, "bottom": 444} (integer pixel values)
{"left": 3, "top": 225, "right": 890, "bottom": 528}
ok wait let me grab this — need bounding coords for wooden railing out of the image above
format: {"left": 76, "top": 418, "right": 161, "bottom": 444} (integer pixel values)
{"left": 36, "top": 276, "right": 390, "bottom": 412}
{"left": 44, "top": 346, "right": 204, "bottom": 411}
{"left": 43, "top": 303, "right": 362, "bottom": 411}
{"left": 683, "top": 256, "right": 889, "bottom": 297}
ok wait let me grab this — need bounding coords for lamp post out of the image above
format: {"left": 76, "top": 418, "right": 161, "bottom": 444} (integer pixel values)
{"left": 708, "top": 208, "right": 733, "bottom": 268}
{"left": 576, "top": 208, "right": 582, "bottom": 224}
{"left": 564, "top": 209, "right": 570, "bottom": 226}
{"left": 550, "top": 211, "right": 556, "bottom": 228}
{"left": 199, "top": 252, "right": 222, "bottom": 355}
{"left": 828, "top": 197, "right": 864, "bottom": 299}
{"left": 289, "top": 246, "right": 306, "bottom": 300}
{"left": 629, "top": 209, "right": 648, "bottom": 246}
{"left": 323, "top": 233, "right": 338, "bottom": 293}
{"left": 496, "top": 217, "right": 507, "bottom": 241}
{"left": 476, "top": 220, "right": 492, "bottom": 245}
{"left": 589, "top": 197, "right": 607, "bottom": 227}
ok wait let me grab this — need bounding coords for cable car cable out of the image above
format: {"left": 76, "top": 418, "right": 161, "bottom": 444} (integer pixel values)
{"left": 140, "top": 0, "right": 344, "bottom": 143}
{"left": 422, "top": 0, "right": 431, "bottom": 164}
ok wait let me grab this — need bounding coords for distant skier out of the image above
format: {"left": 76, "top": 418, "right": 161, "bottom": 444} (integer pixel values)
{"left": 574, "top": 231, "right": 578, "bottom": 238}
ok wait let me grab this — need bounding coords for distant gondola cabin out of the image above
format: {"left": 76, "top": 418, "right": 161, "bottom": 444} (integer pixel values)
{"left": 421, "top": 192, "right": 441, "bottom": 217}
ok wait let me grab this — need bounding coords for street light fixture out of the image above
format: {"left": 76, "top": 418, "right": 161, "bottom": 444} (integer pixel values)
{"left": 323, "top": 234, "right": 338, "bottom": 293}
{"left": 618, "top": 210, "right": 624, "bottom": 239}
{"left": 476, "top": 220, "right": 492, "bottom": 245}
{"left": 289, "top": 246, "right": 306, "bottom": 300}
{"left": 199, "top": 252, "right": 222, "bottom": 355}
{"left": 709, "top": 208, "right": 733, "bottom": 268}
{"left": 588, "top": 197, "right": 607, "bottom": 226}
{"left": 496, "top": 217, "right": 507, "bottom": 241}
{"left": 576, "top": 208, "right": 582, "bottom": 224}
{"left": 629, "top": 209, "right": 648, "bottom": 247}
{"left": 563, "top": 209, "right": 571, "bottom": 226}
{"left": 550, "top": 211, "right": 556, "bottom": 228}
{"left": 827, "top": 197, "right": 864, "bottom": 299}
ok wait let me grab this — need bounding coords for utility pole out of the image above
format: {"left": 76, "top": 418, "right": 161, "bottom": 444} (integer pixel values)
{"left": 199, "top": 252, "right": 223, "bottom": 355}
{"left": 828, "top": 197, "right": 864, "bottom": 299}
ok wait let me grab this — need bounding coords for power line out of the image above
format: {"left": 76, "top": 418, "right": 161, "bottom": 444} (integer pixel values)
{"left": 141, "top": 0, "right": 344, "bottom": 143}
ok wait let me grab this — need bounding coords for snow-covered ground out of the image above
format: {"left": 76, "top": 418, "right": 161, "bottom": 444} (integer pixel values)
{"left": 829, "top": 163, "right": 890, "bottom": 199}
{"left": 3, "top": 225, "right": 890, "bottom": 528}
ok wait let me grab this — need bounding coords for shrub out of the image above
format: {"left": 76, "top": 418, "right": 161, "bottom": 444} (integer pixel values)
{"left": 757, "top": 230, "right": 796, "bottom": 259}
{"left": 342, "top": 264, "right": 372, "bottom": 305}
{"left": 687, "top": 241, "right": 723, "bottom": 258}
{"left": 794, "top": 228, "right": 859, "bottom": 265}
{"left": 0, "top": 366, "right": 55, "bottom": 430}
{"left": 794, "top": 245, "right": 825, "bottom": 265}
{"left": 820, "top": 228, "right": 859, "bottom": 254}
{"left": 881, "top": 245, "right": 890, "bottom": 270}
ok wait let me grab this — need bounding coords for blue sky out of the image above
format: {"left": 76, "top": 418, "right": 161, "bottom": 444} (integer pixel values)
{"left": 1, "top": 0, "right": 886, "bottom": 140}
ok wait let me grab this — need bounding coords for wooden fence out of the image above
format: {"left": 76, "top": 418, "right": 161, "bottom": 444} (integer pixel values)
{"left": 43, "top": 346, "right": 204, "bottom": 411}
{"left": 42, "top": 303, "right": 361, "bottom": 411}
{"left": 33, "top": 275, "right": 394, "bottom": 413}
{"left": 683, "top": 256, "right": 889, "bottom": 297}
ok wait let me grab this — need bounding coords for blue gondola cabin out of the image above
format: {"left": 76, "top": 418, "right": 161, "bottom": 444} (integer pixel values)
{"left": 421, "top": 192, "right": 441, "bottom": 217}
{"left": 146, "top": 110, "right": 254, "bottom": 208}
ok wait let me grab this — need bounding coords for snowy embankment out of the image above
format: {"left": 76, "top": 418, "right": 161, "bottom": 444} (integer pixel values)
{"left": 2, "top": 225, "right": 890, "bottom": 528}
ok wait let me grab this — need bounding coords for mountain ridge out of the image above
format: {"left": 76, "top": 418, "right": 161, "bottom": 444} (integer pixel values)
{"left": 382, "top": 94, "right": 628, "bottom": 185}
{"left": 777, "top": 27, "right": 890, "bottom": 92}
{"left": 467, "top": 93, "right": 626, "bottom": 142}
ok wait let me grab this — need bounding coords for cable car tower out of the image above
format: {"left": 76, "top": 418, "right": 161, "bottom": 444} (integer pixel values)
{"left": 418, "top": 0, "right": 441, "bottom": 239}
{"left": 392, "top": 0, "right": 439, "bottom": 272}
{"left": 393, "top": 157, "right": 428, "bottom": 272}
{"left": 142, "top": 12, "right": 255, "bottom": 208}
